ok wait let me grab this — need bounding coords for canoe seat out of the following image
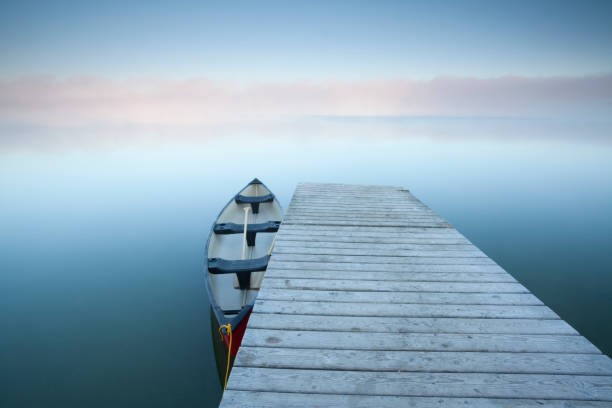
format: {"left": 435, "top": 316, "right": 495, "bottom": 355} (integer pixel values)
{"left": 208, "top": 255, "right": 270, "bottom": 289}
{"left": 235, "top": 193, "right": 275, "bottom": 213}
{"left": 214, "top": 221, "right": 281, "bottom": 246}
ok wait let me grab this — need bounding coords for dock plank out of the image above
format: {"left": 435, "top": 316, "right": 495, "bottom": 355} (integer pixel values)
{"left": 253, "top": 299, "right": 559, "bottom": 319}
{"left": 274, "top": 246, "right": 489, "bottom": 258}
{"left": 272, "top": 253, "right": 497, "bottom": 265}
{"left": 261, "top": 278, "right": 528, "bottom": 293}
{"left": 256, "top": 288, "right": 540, "bottom": 305}
{"left": 246, "top": 313, "right": 579, "bottom": 335}
{"left": 269, "top": 260, "right": 507, "bottom": 273}
{"left": 278, "top": 224, "right": 459, "bottom": 234}
{"left": 235, "top": 347, "right": 612, "bottom": 375}
{"left": 275, "top": 240, "right": 479, "bottom": 251}
{"left": 227, "top": 367, "right": 612, "bottom": 400}
{"left": 264, "top": 269, "right": 517, "bottom": 282}
{"left": 242, "top": 329, "right": 600, "bottom": 354}
{"left": 221, "top": 391, "right": 612, "bottom": 408}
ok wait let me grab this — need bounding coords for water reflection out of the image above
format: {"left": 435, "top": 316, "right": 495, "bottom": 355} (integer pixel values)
{"left": 1, "top": 117, "right": 611, "bottom": 406}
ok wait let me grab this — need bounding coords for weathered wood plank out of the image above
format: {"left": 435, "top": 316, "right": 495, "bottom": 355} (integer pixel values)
{"left": 296, "top": 188, "right": 404, "bottom": 193}
{"left": 293, "top": 190, "right": 405, "bottom": 194}
{"left": 283, "top": 213, "right": 444, "bottom": 221}
{"left": 276, "top": 240, "right": 478, "bottom": 251}
{"left": 272, "top": 253, "right": 497, "bottom": 265}
{"left": 242, "top": 329, "right": 599, "bottom": 353}
{"left": 297, "top": 182, "right": 401, "bottom": 187}
{"left": 290, "top": 192, "right": 418, "bottom": 199}
{"left": 278, "top": 224, "right": 456, "bottom": 234}
{"left": 265, "top": 269, "right": 516, "bottom": 283}
{"left": 281, "top": 220, "right": 446, "bottom": 227}
{"left": 247, "top": 313, "right": 579, "bottom": 335}
{"left": 276, "top": 234, "right": 471, "bottom": 245}
{"left": 268, "top": 260, "right": 507, "bottom": 273}
{"left": 287, "top": 205, "right": 433, "bottom": 211}
{"left": 289, "top": 198, "right": 425, "bottom": 205}
{"left": 282, "top": 219, "right": 450, "bottom": 227}
{"left": 285, "top": 205, "right": 437, "bottom": 213}
{"left": 289, "top": 199, "right": 430, "bottom": 205}
{"left": 235, "top": 348, "right": 612, "bottom": 375}
{"left": 298, "top": 181, "right": 401, "bottom": 187}
{"left": 286, "top": 208, "right": 439, "bottom": 215}
{"left": 285, "top": 206, "right": 436, "bottom": 213}
{"left": 291, "top": 194, "right": 416, "bottom": 201}
{"left": 291, "top": 191, "right": 410, "bottom": 197}
{"left": 290, "top": 192, "right": 417, "bottom": 198}
{"left": 281, "top": 221, "right": 449, "bottom": 228}
{"left": 277, "top": 230, "right": 464, "bottom": 241}
{"left": 287, "top": 207, "right": 434, "bottom": 215}
{"left": 261, "top": 278, "right": 528, "bottom": 293}
{"left": 220, "top": 391, "right": 612, "bottom": 408}
{"left": 225, "top": 368, "right": 612, "bottom": 400}
{"left": 274, "top": 246, "right": 488, "bottom": 258}
{"left": 286, "top": 204, "right": 435, "bottom": 210}
{"left": 274, "top": 239, "right": 485, "bottom": 254}
{"left": 296, "top": 184, "right": 403, "bottom": 191}
{"left": 278, "top": 225, "right": 459, "bottom": 236}
{"left": 256, "top": 289, "right": 538, "bottom": 305}
{"left": 253, "top": 299, "right": 559, "bottom": 319}
{"left": 290, "top": 199, "right": 423, "bottom": 204}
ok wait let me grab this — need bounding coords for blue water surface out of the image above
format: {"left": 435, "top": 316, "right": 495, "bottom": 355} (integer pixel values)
{"left": 1, "top": 117, "right": 611, "bottom": 407}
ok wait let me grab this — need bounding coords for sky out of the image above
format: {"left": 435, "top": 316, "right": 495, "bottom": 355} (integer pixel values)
{"left": 1, "top": 0, "right": 611, "bottom": 79}
{"left": 0, "top": 1, "right": 611, "bottom": 131}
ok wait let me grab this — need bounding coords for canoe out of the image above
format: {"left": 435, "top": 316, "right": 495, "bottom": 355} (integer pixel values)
{"left": 205, "top": 178, "right": 283, "bottom": 370}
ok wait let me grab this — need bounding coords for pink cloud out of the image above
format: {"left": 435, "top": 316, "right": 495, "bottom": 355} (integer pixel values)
{"left": 0, "top": 75, "right": 611, "bottom": 126}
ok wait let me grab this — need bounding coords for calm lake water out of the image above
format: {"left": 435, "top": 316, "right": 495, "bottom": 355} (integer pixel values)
{"left": 1, "top": 117, "right": 611, "bottom": 407}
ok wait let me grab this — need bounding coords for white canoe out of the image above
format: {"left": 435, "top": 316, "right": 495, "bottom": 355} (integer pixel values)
{"left": 205, "top": 178, "right": 283, "bottom": 338}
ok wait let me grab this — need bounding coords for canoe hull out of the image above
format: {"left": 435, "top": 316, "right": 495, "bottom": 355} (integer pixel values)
{"left": 210, "top": 307, "right": 252, "bottom": 386}
{"left": 218, "top": 309, "right": 252, "bottom": 357}
{"left": 205, "top": 179, "right": 282, "bottom": 384}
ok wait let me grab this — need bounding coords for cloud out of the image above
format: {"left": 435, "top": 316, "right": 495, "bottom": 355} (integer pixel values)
{"left": 0, "top": 75, "right": 611, "bottom": 127}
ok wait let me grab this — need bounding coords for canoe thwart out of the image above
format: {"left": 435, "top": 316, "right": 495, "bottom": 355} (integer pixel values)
{"left": 208, "top": 255, "right": 271, "bottom": 274}
{"left": 208, "top": 255, "right": 270, "bottom": 289}
{"left": 214, "top": 221, "right": 281, "bottom": 246}
{"left": 208, "top": 255, "right": 271, "bottom": 289}
{"left": 235, "top": 193, "right": 275, "bottom": 213}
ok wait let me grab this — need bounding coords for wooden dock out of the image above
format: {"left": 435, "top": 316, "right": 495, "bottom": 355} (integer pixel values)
{"left": 219, "top": 182, "right": 612, "bottom": 407}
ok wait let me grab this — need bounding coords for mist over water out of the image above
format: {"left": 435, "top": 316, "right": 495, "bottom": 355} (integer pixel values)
{"left": 1, "top": 117, "right": 611, "bottom": 407}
